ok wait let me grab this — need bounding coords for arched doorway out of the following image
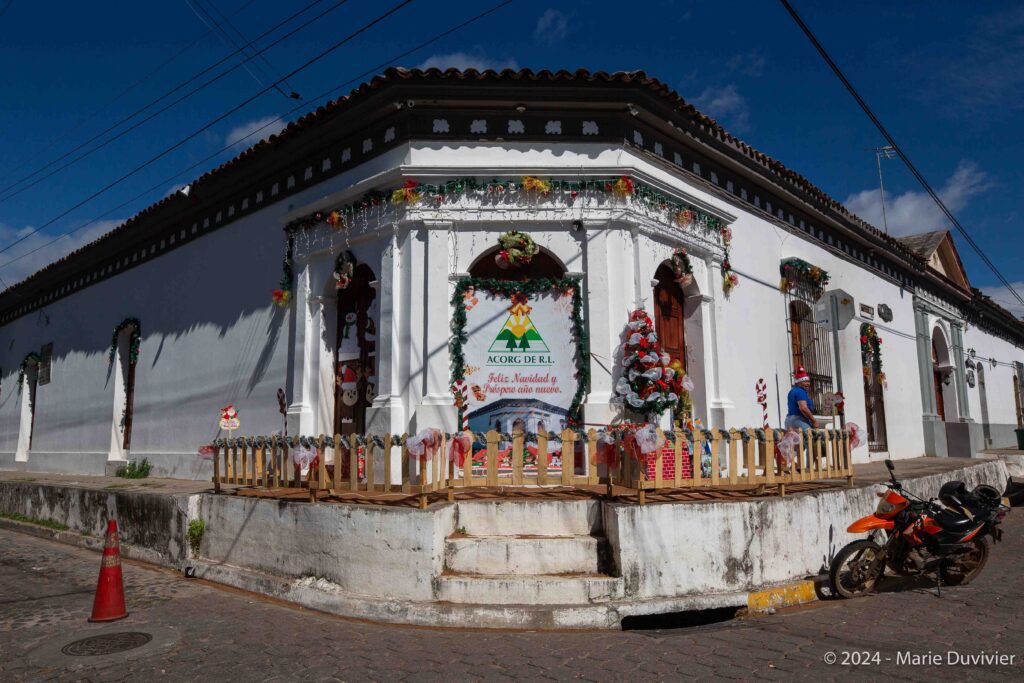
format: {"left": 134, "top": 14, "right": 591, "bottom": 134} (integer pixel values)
{"left": 16, "top": 355, "right": 39, "bottom": 461}
{"left": 860, "top": 324, "right": 887, "bottom": 452}
{"left": 653, "top": 264, "right": 686, "bottom": 371}
{"left": 652, "top": 261, "right": 707, "bottom": 425}
{"left": 110, "top": 322, "right": 140, "bottom": 458}
{"left": 931, "top": 327, "right": 957, "bottom": 422}
{"left": 334, "top": 259, "right": 378, "bottom": 436}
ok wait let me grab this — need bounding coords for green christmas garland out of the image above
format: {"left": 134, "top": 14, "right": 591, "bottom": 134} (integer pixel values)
{"left": 108, "top": 318, "right": 141, "bottom": 364}
{"left": 285, "top": 175, "right": 726, "bottom": 234}
{"left": 780, "top": 257, "right": 830, "bottom": 293}
{"left": 272, "top": 235, "right": 294, "bottom": 307}
{"left": 17, "top": 352, "right": 41, "bottom": 387}
{"left": 450, "top": 276, "right": 589, "bottom": 424}
{"left": 860, "top": 323, "right": 885, "bottom": 386}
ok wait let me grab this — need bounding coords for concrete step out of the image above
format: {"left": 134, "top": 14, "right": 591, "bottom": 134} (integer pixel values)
{"left": 445, "top": 535, "right": 600, "bottom": 575}
{"left": 455, "top": 499, "right": 600, "bottom": 537}
{"left": 437, "top": 573, "right": 623, "bottom": 605}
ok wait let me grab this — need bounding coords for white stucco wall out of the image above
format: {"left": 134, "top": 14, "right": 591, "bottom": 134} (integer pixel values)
{"left": 2, "top": 139, "right": 1022, "bottom": 476}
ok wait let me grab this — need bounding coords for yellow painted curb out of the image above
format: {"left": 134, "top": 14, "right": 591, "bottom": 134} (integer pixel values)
{"left": 747, "top": 580, "right": 817, "bottom": 613}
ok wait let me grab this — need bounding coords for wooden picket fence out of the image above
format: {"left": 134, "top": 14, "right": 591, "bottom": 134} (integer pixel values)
{"left": 210, "top": 427, "right": 854, "bottom": 507}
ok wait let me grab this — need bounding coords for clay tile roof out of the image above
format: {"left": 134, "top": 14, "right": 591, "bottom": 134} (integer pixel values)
{"left": 1, "top": 67, "right": 1015, "bottom": 334}
{"left": 897, "top": 230, "right": 949, "bottom": 259}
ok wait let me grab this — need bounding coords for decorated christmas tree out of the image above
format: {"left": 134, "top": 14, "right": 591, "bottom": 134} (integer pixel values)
{"left": 615, "top": 310, "right": 681, "bottom": 419}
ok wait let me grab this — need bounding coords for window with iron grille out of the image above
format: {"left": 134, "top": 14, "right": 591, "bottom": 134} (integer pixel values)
{"left": 785, "top": 281, "right": 834, "bottom": 412}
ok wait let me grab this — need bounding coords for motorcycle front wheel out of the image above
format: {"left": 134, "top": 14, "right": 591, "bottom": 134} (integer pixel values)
{"left": 830, "top": 540, "right": 884, "bottom": 599}
{"left": 940, "top": 537, "right": 990, "bottom": 586}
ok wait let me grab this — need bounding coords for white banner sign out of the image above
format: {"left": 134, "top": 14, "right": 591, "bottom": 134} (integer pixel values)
{"left": 460, "top": 288, "right": 578, "bottom": 436}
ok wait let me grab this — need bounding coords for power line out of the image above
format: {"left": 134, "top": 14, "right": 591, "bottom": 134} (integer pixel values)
{"left": 778, "top": 0, "right": 1024, "bottom": 309}
{"left": 0, "top": 0, "right": 514, "bottom": 284}
{"left": 184, "top": 0, "right": 299, "bottom": 100}
{"left": 0, "top": 0, "right": 338, "bottom": 204}
{"left": 201, "top": 0, "right": 304, "bottom": 99}
{"left": 0, "top": 0, "right": 261, "bottom": 185}
{"left": 0, "top": 0, "right": 415, "bottom": 260}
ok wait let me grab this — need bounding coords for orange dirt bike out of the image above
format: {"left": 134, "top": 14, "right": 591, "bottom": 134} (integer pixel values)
{"left": 830, "top": 459, "right": 1009, "bottom": 599}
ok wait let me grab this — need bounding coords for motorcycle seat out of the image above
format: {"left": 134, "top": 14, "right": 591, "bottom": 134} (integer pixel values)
{"left": 933, "top": 508, "right": 974, "bottom": 531}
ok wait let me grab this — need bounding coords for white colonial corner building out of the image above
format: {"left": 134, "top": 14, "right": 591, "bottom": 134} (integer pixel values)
{"left": 1, "top": 68, "right": 1022, "bottom": 478}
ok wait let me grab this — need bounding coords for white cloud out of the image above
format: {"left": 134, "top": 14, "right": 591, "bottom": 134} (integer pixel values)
{"left": 534, "top": 9, "right": 569, "bottom": 46}
{"left": 726, "top": 52, "right": 765, "bottom": 78}
{"left": 224, "top": 115, "right": 286, "bottom": 149}
{"left": 0, "top": 219, "right": 125, "bottom": 287}
{"left": 692, "top": 84, "right": 750, "bottom": 133}
{"left": 978, "top": 281, "right": 1024, "bottom": 319}
{"left": 416, "top": 50, "right": 518, "bottom": 72}
{"left": 935, "top": 6, "right": 1024, "bottom": 114}
{"left": 843, "top": 160, "right": 992, "bottom": 236}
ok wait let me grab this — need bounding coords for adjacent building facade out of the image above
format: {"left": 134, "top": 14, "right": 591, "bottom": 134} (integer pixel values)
{"left": 1, "top": 68, "right": 1022, "bottom": 478}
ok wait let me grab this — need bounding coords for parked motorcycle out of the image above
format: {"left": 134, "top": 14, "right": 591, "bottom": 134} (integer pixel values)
{"left": 830, "top": 459, "right": 1009, "bottom": 598}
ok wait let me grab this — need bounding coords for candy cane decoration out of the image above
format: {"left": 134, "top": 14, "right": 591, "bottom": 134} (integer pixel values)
{"left": 452, "top": 380, "right": 470, "bottom": 430}
{"left": 755, "top": 378, "right": 769, "bottom": 429}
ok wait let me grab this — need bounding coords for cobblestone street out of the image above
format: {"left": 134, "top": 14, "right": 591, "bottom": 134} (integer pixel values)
{"left": 2, "top": 512, "right": 1022, "bottom": 682}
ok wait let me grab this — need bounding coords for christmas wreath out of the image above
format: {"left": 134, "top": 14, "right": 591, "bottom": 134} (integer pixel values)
{"left": 495, "top": 230, "right": 539, "bottom": 269}
{"left": 669, "top": 248, "right": 693, "bottom": 286}
{"left": 334, "top": 250, "right": 357, "bottom": 289}
{"left": 614, "top": 310, "right": 681, "bottom": 417}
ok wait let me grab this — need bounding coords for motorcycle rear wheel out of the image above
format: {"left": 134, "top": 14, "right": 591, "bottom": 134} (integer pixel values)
{"left": 940, "top": 537, "right": 990, "bottom": 586}
{"left": 830, "top": 540, "right": 884, "bottom": 599}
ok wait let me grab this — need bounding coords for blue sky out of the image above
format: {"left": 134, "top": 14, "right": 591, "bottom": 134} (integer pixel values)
{"left": 0, "top": 1, "right": 1021, "bottom": 314}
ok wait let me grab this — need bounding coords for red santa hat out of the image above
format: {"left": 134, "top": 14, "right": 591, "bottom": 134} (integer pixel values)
{"left": 793, "top": 367, "right": 810, "bottom": 385}
{"left": 339, "top": 365, "right": 358, "bottom": 390}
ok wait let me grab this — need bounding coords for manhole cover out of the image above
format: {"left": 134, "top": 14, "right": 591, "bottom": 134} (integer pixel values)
{"left": 61, "top": 632, "right": 153, "bottom": 657}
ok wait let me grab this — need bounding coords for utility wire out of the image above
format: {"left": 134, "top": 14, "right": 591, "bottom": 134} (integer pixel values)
{"left": 0, "top": 0, "right": 337, "bottom": 204}
{"left": 0, "top": 0, "right": 414, "bottom": 259}
{"left": 184, "top": 0, "right": 299, "bottom": 100}
{"left": 778, "top": 0, "right": 1024, "bottom": 309}
{"left": 0, "top": 0, "right": 261, "bottom": 185}
{"left": 201, "top": 0, "right": 304, "bottom": 99}
{"left": 0, "top": 0, "right": 515, "bottom": 282}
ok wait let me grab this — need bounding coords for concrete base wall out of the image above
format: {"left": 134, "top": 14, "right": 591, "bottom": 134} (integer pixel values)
{"left": 0, "top": 481, "right": 189, "bottom": 565}
{"left": 604, "top": 458, "right": 1009, "bottom": 600}
{"left": 197, "top": 494, "right": 455, "bottom": 602}
{"left": 0, "top": 457, "right": 1010, "bottom": 629}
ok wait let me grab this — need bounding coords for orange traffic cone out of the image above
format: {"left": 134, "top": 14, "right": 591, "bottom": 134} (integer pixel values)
{"left": 88, "top": 519, "right": 128, "bottom": 622}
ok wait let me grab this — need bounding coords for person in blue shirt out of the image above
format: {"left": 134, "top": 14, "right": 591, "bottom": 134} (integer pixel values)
{"left": 785, "top": 367, "right": 821, "bottom": 430}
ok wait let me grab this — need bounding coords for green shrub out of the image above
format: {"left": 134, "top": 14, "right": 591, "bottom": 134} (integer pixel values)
{"left": 115, "top": 459, "right": 152, "bottom": 479}
{"left": 187, "top": 519, "right": 206, "bottom": 555}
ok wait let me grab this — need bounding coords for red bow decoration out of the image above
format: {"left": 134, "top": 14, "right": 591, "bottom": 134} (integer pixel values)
{"left": 448, "top": 431, "right": 473, "bottom": 468}
{"left": 596, "top": 434, "right": 619, "bottom": 468}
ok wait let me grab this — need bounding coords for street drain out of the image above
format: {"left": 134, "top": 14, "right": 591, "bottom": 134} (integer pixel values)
{"left": 61, "top": 632, "right": 152, "bottom": 657}
{"left": 621, "top": 606, "right": 740, "bottom": 631}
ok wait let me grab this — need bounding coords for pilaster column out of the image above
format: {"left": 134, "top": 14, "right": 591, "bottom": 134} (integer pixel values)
{"left": 950, "top": 321, "right": 972, "bottom": 421}
{"left": 582, "top": 221, "right": 619, "bottom": 424}
{"left": 366, "top": 228, "right": 407, "bottom": 434}
{"left": 913, "top": 302, "right": 938, "bottom": 419}
{"left": 286, "top": 262, "right": 316, "bottom": 435}
{"left": 704, "top": 258, "right": 732, "bottom": 428}
{"left": 413, "top": 221, "right": 456, "bottom": 431}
